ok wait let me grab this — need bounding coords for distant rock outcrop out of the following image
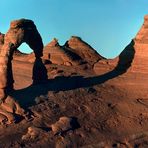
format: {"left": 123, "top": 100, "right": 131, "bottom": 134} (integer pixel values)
{"left": 14, "top": 36, "right": 103, "bottom": 67}
{"left": 64, "top": 36, "right": 103, "bottom": 65}
{"left": 40, "top": 36, "right": 103, "bottom": 67}
{"left": 12, "top": 15, "right": 148, "bottom": 76}
{"left": 43, "top": 38, "right": 83, "bottom": 66}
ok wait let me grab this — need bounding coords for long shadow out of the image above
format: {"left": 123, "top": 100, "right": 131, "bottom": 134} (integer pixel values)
{"left": 9, "top": 40, "right": 135, "bottom": 108}
{"left": 32, "top": 57, "right": 48, "bottom": 84}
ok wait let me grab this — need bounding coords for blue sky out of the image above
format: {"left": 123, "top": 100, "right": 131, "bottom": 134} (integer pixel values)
{"left": 0, "top": 0, "right": 147, "bottom": 58}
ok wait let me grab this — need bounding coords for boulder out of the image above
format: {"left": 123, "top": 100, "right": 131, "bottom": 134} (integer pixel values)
{"left": 0, "top": 95, "right": 25, "bottom": 124}
{"left": 51, "top": 116, "right": 73, "bottom": 135}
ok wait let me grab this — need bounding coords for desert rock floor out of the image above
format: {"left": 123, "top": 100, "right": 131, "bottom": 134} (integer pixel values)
{"left": 0, "top": 59, "right": 147, "bottom": 148}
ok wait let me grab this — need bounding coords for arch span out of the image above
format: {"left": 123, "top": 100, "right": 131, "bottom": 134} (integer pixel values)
{"left": 0, "top": 19, "right": 45, "bottom": 100}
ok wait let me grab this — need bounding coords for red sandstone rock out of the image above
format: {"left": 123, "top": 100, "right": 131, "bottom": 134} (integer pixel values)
{"left": 65, "top": 36, "right": 103, "bottom": 65}
{"left": 94, "top": 15, "right": 148, "bottom": 74}
{"left": 42, "top": 38, "right": 83, "bottom": 66}
{"left": 0, "top": 19, "right": 44, "bottom": 125}
{"left": 0, "top": 95, "right": 25, "bottom": 124}
{"left": 51, "top": 116, "right": 73, "bottom": 135}
{"left": 22, "top": 126, "right": 44, "bottom": 140}
{"left": 0, "top": 19, "right": 44, "bottom": 99}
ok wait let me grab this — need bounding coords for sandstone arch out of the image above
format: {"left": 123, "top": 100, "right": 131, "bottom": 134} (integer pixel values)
{"left": 0, "top": 19, "right": 44, "bottom": 100}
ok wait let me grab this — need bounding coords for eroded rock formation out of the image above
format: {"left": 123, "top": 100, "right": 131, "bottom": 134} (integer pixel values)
{"left": 93, "top": 40, "right": 135, "bottom": 74}
{"left": 131, "top": 15, "right": 148, "bottom": 73}
{"left": 0, "top": 95, "right": 25, "bottom": 124}
{"left": 65, "top": 36, "right": 103, "bottom": 65}
{"left": 0, "top": 19, "right": 43, "bottom": 99}
{"left": 0, "top": 19, "right": 44, "bottom": 123}
{"left": 135, "top": 15, "right": 148, "bottom": 44}
{"left": 43, "top": 38, "right": 83, "bottom": 66}
{"left": 50, "top": 116, "right": 74, "bottom": 135}
{"left": 14, "top": 36, "right": 104, "bottom": 67}
{"left": 40, "top": 36, "right": 103, "bottom": 66}
{"left": 94, "top": 15, "right": 148, "bottom": 75}
{"left": 116, "top": 15, "right": 148, "bottom": 73}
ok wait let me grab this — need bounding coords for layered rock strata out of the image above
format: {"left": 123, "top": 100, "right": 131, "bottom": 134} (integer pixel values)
{"left": 43, "top": 38, "right": 83, "bottom": 66}
{"left": 41, "top": 36, "right": 103, "bottom": 66}
{"left": 94, "top": 15, "right": 148, "bottom": 75}
{"left": 64, "top": 36, "right": 103, "bottom": 65}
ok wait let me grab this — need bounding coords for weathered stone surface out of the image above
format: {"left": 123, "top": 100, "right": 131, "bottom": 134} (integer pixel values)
{"left": 43, "top": 38, "right": 83, "bottom": 66}
{"left": 22, "top": 126, "right": 44, "bottom": 140}
{"left": 64, "top": 36, "right": 103, "bottom": 65}
{"left": 0, "top": 95, "right": 25, "bottom": 124}
{"left": 130, "top": 15, "right": 148, "bottom": 73}
{"left": 51, "top": 116, "right": 73, "bottom": 135}
{"left": 14, "top": 36, "right": 103, "bottom": 67}
{"left": 109, "top": 15, "right": 148, "bottom": 73}
{"left": 37, "top": 36, "right": 103, "bottom": 66}
{"left": 94, "top": 15, "right": 148, "bottom": 75}
{"left": 0, "top": 19, "right": 45, "bottom": 124}
{"left": 135, "top": 15, "right": 148, "bottom": 44}
{"left": 3, "top": 19, "right": 43, "bottom": 57}
{"left": 0, "top": 19, "right": 43, "bottom": 99}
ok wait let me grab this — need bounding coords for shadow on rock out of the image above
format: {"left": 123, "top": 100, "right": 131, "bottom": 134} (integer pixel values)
{"left": 9, "top": 41, "right": 135, "bottom": 109}
{"left": 32, "top": 57, "right": 48, "bottom": 84}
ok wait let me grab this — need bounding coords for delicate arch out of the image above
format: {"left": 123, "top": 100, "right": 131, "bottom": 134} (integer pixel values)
{"left": 0, "top": 19, "right": 44, "bottom": 99}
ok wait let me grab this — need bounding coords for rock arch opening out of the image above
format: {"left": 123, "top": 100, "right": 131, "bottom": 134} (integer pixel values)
{"left": 13, "top": 43, "right": 34, "bottom": 89}
{"left": 0, "top": 19, "right": 47, "bottom": 100}
{"left": 18, "top": 43, "right": 32, "bottom": 54}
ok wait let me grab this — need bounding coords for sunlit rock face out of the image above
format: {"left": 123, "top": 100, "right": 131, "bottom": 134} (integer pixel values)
{"left": 41, "top": 36, "right": 103, "bottom": 66}
{"left": 43, "top": 38, "right": 82, "bottom": 66}
{"left": 94, "top": 15, "right": 148, "bottom": 74}
{"left": 131, "top": 15, "right": 148, "bottom": 73}
{"left": 65, "top": 36, "right": 103, "bottom": 65}
{"left": 135, "top": 15, "right": 148, "bottom": 44}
